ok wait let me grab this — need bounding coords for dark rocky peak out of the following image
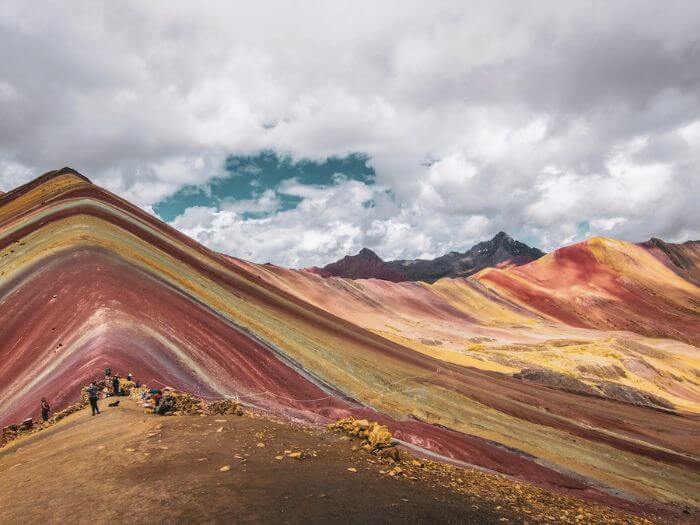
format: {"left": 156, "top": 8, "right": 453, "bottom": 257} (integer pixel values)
{"left": 319, "top": 247, "right": 406, "bottom": 282}
{"left": 470, "top": 231, "right": 544, "bottom": 258}
{"left": 356, "top": 247, "right": 383, "bottom": 261}
{"left": 493, "top": 231, "right": 513, "bottom": 243}
{"left": 318, "top": 232, "right": 545, "bottom": 283}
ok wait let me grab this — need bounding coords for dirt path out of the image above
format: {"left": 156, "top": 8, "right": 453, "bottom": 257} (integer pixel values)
{"left": 0, "top": 398, "right": 511, "bottom": 524}
{"left": 0, "top": 398, "right": 675, "bottom": 524}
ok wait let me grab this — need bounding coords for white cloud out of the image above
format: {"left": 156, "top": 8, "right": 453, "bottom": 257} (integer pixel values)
{"left": 1, "top": 1, "right": 699, "bottom": 263}
{"left": 589, "top": 217, "right": 627, "bottom": 232}
{"left": 524, "top": 136, "right": 680, "bottom": 249}
{"left": 220, "top": 189, "right": 280, "bottom": 215}
{"left": 170, "top": 177, "right": 495, "bottom": 267}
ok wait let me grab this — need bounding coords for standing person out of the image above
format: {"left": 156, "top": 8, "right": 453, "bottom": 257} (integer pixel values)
{"left": 40, "top": 397, "right": 51, "bottom": 421}
{"left": 127, "top": 372, "right": 133, "bottom": 382}
{"left": 112, "top": 375, "right": 120, "bottom": 396}
{"left": 87, "top": 382, "right": 100, "bottom": 415}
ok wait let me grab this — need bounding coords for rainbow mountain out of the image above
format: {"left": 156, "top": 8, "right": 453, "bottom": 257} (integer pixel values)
{"left": 1, "top": 168, "right": 698, "bottom": 512}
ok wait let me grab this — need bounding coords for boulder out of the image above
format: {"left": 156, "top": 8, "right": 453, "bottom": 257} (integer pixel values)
{"left": 328, "top": 417, "right": 395, "bottom": 452}
{"left": 367, "top": 423, "right": 392, "bottom": 449}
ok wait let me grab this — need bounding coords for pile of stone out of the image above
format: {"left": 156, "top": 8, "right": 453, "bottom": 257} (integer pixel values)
{"left": 1, "top": 399, "right": 86, "bottom": 447}
{"left": 49, "top": 400, "right": 87, "bottom": 424}
{"left": 157, "top": 394, "right": 245, "bottom": 417}
{"left": 129, "top": 384, "right": 151, "bottom": 399}
{"left": 1, "top": 421, "right": 30, "bottom": 446}
{"left": 118, "top": 379, "right": 136, "bottom": 395}
{"left": 169, "top": 391, "right": 205, "bottom": 415}
{"left": 206, "top": 399, "right": 244, "bottom": 416}
{"left": 327, "top": 417, "right": 395, "bottom": 451}
{"left": 130, "top": 386, "right": 244, "bottom": 418}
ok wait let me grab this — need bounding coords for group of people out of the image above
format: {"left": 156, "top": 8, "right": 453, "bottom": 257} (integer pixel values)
{"left": 86, "top": 369, "right": 135, "bottom": 416}
{"left": 38, "top": 368, "right": 140, "bottom": 420}
{"left": 37, "top": 386, "right": 100, "bottom": 421}
{"left": 140, "top": 388, "right": 174, "bottom": 415}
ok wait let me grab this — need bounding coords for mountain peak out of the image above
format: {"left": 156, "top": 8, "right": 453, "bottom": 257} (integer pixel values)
{"left": 319, "top": 233, "right": 545, "bottom": 283}
{"left": 357, "top": 247, "right": 382, "bottom": 260}
{"left": 0, "top": 168, "right": 93, "bottom": 204}
{"left": 466, "top": 232, "right": 544, "bottom": 264}
{"left": 44, "top": 167, "right": 92, "bottom": 183}
{"left": 493, "top": 231, "right": 512, "bottom": 242}
{"left": 318, "top": 247, "right": 405, "bottom": 282}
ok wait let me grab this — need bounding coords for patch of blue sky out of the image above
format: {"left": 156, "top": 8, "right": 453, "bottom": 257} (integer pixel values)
{"left": 153, "top": 150, "right": 375, "bottom": 221}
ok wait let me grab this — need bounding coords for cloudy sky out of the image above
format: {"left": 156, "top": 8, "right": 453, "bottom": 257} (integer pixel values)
{"left": 1, "top": 1, "right": 699, "bottom": 267}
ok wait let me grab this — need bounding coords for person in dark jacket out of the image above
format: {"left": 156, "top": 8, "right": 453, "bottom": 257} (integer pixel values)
{"left": 112, "top": 376, "right": 120, "bottom": 396}
{"left": 87, "top": 382, "right": 100, "bottom": 415}
{"left": 40, "top": 397, "right": 51, "bottom": 421}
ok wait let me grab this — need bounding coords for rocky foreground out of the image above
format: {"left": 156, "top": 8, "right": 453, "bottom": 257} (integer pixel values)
{"left": 0, "top": 397, "right": 685, "bottom": 525}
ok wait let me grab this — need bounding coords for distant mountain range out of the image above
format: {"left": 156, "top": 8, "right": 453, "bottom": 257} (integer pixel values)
{"left": 308, "top": 231, "right": 545, "bottom": 282}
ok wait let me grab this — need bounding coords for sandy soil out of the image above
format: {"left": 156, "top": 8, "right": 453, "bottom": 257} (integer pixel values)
{"left": 0, "top": 398, "right": 678, "bottom": 525}
{"left": 0, "top": 398, "right": 511, "bottom": 524}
